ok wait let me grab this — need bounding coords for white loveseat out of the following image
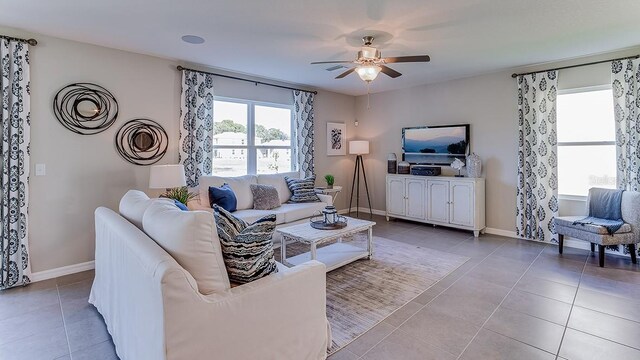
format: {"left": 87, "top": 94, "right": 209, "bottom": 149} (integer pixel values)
{"left": 187, "top": 171, "right": 332, "bottom": 226}
{"left": 89, "top": 191, "right": 330, "bottom": 360}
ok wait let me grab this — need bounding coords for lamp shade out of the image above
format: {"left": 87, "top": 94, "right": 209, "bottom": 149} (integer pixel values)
{"left": 149, "top": 164, "right": 187, "bottom": 189}
{"left": 349, "top": 140, "right": 370, "bottom": 155}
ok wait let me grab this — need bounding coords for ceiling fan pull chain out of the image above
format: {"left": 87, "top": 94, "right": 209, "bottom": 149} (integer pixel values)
{"left": 367, "top": 82, "right": 371, "bottom": 109}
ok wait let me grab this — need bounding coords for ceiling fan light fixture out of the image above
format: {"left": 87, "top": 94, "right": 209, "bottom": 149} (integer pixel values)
{"left": 356, "top": 65, "right": 381, "bottom": 82}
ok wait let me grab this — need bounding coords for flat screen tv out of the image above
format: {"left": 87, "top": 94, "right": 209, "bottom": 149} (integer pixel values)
{"left": 402, "top": 124, "right": 470, "bottom": 165}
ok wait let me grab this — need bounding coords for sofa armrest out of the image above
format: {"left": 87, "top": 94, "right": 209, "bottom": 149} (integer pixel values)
{"left": 160, "top": 260, "right": 329, "bottom": 360}
{"left": 317, "top": 193, "right": 333, "bottom": 206}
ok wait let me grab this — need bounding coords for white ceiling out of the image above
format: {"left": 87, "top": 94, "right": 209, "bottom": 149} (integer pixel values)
{"left": 2, "top": 0, "right": 640, "bottom": 95}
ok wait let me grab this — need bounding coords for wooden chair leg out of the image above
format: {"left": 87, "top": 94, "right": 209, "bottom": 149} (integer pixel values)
{"left": 558, "top": 234, "right": 564, "bottom": 254}
{"left": 590, "top": 243, "right": 595, "bottom": 252}
{"left": 598, "top": 245, "right": 605, "bottom": 267}
{"left": 629, "top": 244, "right": 638, "bottom": 264}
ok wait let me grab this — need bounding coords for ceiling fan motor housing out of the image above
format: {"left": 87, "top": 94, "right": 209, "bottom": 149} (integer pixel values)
{"left": 358, "top": 47, "right": 381, "bottom": 61}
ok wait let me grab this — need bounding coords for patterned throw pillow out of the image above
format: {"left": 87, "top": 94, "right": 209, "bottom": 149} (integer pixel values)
{"left": 213, "top": 205, "right": 278, "bottom": 284}
{"left": 250, "top": 184, "right": 281, "bottom": 210}
{"left": 284, "top": 176, "right": 320, "bottom": 203}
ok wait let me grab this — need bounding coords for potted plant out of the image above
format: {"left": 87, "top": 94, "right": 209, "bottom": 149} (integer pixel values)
{"left": 324, "top": 174, "right": 335, "bottom": 189}
{"left": 161, "top": 186, "right": 198, "bottom": 206}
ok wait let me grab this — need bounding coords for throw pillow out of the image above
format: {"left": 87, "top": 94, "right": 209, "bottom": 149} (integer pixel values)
{"left": 213, "top": 205, "right": 278, "bottom": 284}
{"left": 209, "top": 183, "right": 238, "bottom": 212}
{"left": 174, "top": 199, "right": 189, "bottom": 211}
{"left": 250, "top": 184, "right": 281, "bottom": 210}
{"left": 284, "top": 176, "right": 320, "bottom": 203}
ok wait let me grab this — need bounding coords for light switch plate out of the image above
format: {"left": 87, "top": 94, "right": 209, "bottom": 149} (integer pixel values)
{"left": 35, "top": 163, "right": 46, "bottom": 176}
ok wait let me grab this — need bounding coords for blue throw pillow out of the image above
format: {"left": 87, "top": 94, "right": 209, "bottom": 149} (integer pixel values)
{"left": 209, "top": 184, "right": 237, "bottom": 212}
{"left": 174, "top": 199, "right": 189, "bottom": 211}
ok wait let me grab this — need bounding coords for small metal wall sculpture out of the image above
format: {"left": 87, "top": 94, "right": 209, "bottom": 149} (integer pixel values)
{"left": 53, "top": 83, "right": 118, "bottom": 135}
{"left": 115, "top": 118, "right": 168, "bottom": 166}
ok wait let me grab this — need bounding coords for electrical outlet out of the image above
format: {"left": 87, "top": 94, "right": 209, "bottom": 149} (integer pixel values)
{"left": 35, "top": 163, "right": 46, "bottom": 176}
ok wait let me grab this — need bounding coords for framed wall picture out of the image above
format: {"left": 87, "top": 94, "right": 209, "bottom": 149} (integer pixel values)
{"left": 327, "top": 122, "right": 346, "bottom": 156}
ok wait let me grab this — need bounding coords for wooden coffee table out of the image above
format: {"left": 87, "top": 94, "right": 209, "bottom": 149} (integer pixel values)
{"left": 277, "top": 216, "right": 376, "bottom": 272}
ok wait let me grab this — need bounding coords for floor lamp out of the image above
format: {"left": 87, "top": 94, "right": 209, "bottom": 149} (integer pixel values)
{"left": 348, "top": 140, "right": 372, "bottom": 218}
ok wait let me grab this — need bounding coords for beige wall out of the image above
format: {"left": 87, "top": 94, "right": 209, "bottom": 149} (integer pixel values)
{"left": 1, "top": 27, "right": 355, "bottom": 273}
{"left": 354, "top": 72, "right": 518, "bottom": 231}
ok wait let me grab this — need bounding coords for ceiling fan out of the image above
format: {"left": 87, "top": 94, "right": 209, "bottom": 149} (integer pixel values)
{"left": 311, "top": 36, "right": 430, "bottom": 83}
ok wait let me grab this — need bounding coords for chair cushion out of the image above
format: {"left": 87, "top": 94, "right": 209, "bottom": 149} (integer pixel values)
{"left": 285, "top": 176, "right": 320, "bottom": 203}
{"left": 119, "top": 190, "right": 168, "bottom": 230}
{"left": 213, "top": 206, "right": 278, "bottom": 284}
{"left": 257, "top": 172, "right": 299, "bottom": 204}
{"left": 251, "top": 184, "right": 280, "bottom": 210}
{"left": 209, "top": 184, "right": 238, "bottom": 212}
{"left": 280, "top": 202, "right": 327, "bottom": 223}
{"left": 198, "top": 175, "right": 257, "bottom": 210}
{"left": 556, "top": 224, "right": 636, "bottom": 246}
{"left": 555, "top": 216, "right": 631, "bottom": 235}
{"left": 142, "top": 201, "right": 230, "bottom": 294}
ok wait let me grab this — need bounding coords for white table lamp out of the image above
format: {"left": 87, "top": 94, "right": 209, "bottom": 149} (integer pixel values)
{"left": 348, "top": 140, "right": 372, "bottom": 217}
{"left": 149, "top": 164, "right": 187, "bottom": 189}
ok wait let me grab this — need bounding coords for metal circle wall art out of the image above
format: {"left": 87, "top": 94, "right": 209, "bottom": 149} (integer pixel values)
{"left": 53, "top": 83, "right": 119, "bottom": 135}
{"left": 115, "top": 118, "right": 168, "bottom": 166}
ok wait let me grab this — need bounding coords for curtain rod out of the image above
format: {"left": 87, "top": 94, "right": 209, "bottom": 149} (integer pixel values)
{"left": 176, "top": 65, "right": 317, "bottom": 95}
{"left": 511, "top": 54, "right": 640, "bottom": 78}
{"left": 0, "top": 35, "right": 37, "bottom": 46}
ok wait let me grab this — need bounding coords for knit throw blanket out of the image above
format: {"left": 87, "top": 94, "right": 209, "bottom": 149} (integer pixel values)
{"left": 573, "top": 188, "right": 624, "bottom": 235}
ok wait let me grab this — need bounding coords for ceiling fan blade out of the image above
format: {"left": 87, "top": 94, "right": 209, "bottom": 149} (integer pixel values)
{"left": 379, "top": 65, "right": 402, "bottom": 78}
{"left": 326, "top": 65, "right": 347, "bottom": 72}
{"left": 335, "top": 68, "right": 356, "bottom": 79}
{"left": 383, "top": 55, "right": 431, "bottom": 63}
{"left": 311, "top": 60, "right": 354, "bottom": 65}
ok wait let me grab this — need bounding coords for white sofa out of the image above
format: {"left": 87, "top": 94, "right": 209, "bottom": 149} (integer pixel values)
{"left": 187, "top": 171, "right": 332, "bottom": 226}
{"left": 90, "top": 191, "right": 330, "bottom": 360}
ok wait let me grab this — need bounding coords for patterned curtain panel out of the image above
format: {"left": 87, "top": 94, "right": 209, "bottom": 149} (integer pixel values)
{"left": 293, "top": 91, "right": 315, "bottom": 177}
{"left": 515, "top": 71, "right": 559, "bottom": 243}
{"left": 179, "top": 70, "right": 214, "bottom": 187}
{"left": 612, "top": 58, "right": 640, "bottom": 191}
{"left": 0, "top": 39, "right": 31, "bottom": 289}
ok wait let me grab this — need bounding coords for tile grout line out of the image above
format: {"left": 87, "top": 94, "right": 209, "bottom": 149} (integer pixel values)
{"left": 454, "top": 243, "right": 552, "bottom": 360}
{"left": 56, "top": 283, "right": 73, "bottom": 359}
{"left": 357, "top": 236, "right": 511, "bottom": 359}
{"left": 553, "top": 250, "right": 589, "bottom": 360}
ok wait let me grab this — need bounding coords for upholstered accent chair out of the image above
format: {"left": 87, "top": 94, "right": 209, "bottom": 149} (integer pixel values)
{"left": 554, "top": 190, "right": 640, "bottom": 267}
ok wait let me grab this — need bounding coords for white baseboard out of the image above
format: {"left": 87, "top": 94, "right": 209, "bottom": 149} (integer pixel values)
{"left": 30, "top": 260, "right": 95, "bottom": 283}
{"left": 338, "top": 207, "right": 386, "bottom": 216}
{"left": 484, "top": 227, "right": 518, "bottom": 238}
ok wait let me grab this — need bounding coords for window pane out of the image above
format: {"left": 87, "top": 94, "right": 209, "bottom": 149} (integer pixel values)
{"left": 213, "top": 101, "right": 248, "bottom": 146}
{"left": 558, "top": 145, "right": 616, "bottom": 196}
{"left": 557, "top": 89, "right": 615, "bottom": 143}
{"left": 257, "top": 148, "right": 293, "bottom": 174}
{"left": 254, "top": 105, "right": 292, "bottom": 146}
{"left": 212, "top": 148, "right": 248, "bottom": 177}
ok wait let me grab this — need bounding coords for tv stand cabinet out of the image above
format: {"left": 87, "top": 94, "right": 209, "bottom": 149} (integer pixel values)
{"left": 386, "top": 174, "right": 485, "bottom": 236}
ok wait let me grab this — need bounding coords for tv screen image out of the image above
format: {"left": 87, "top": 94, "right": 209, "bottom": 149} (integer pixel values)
{"left": 402, "top": 125, "right": 469, "bottom": 165}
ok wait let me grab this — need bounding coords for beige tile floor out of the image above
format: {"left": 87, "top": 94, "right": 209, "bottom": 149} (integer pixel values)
{"left": 2, "top": 214, "right": 640, "bottom": 359}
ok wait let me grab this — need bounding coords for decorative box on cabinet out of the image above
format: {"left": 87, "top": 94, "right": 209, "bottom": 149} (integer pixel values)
{"left": 385, "top": 174, "right": 486, "bottom": 236}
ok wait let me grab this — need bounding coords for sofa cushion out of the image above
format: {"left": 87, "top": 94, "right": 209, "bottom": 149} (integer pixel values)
{"left": 280, "top": 202, "right": 327, "bottom": 223}
{"left": 209, "top": 184, "right": 237, "bottom": 212}
{"left": 119, "top": 190, "right": 167, "bottom": 230}
{"left": 555, "top": 216, "right": 632, "bottom": 235}
{"left": 198, "top": 175, "right": 257, "bottom": 210}
{"left": 142, "top": 201, "right": 230, "bottom": 294}
{"left": 174, "top": 199, "right": 189, "bottom": 211}
{"left": 257, "top": 171, "right": 299, "bottom": 204}
{"left": 213, "top": 206, "right": 278, "bottom": 284}
{"left": 285, "top": 176, "right": 320, "bottom": 203}
{"left": 234, "top": 209, "right": 286, "bottom": 225}
{"left": 251, "top": 184, "right": 280, "bottom": 210}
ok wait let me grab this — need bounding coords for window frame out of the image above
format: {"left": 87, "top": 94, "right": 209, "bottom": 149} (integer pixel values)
{"left": 213, "top": 96, "right": 295, "bottom": 175}
{"left": 557, "top": 84, "right": 615, "bottom": 200}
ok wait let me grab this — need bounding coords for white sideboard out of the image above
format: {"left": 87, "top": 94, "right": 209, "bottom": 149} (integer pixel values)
{"left": 386, "top": 174, "right": 486, "bottom": 236}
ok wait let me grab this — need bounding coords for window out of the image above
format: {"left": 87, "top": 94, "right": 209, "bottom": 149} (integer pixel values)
{"left": 212, "top": 98, "right": 295, "bottom": 176}
{"left": 557, "top": 86, "right": 616, "bottom": 197}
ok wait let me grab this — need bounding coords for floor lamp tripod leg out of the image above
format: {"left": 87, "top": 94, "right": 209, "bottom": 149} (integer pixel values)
{"left": 356, "top": 155, "right": 361, "bottom": 218}
{"left": 361, "top": 157, "right": 373, "bottom": 217}
{"left": 348, "top": 156, "right": 358, "bottom": 215}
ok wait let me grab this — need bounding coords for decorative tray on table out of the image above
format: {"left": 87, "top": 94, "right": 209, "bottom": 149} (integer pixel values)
{"left": 309, "top": 215, "right": 348, "bottom": 230}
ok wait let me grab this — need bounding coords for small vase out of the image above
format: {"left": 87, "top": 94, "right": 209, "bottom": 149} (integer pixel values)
{"left": 387, "top": 153, "right": 397, "bottom": 174}
{"left": 466, "top": 153, "right": 482, "bottom": 178}
{"left": 327, "top": 184, "right": 333, "bottom": 189}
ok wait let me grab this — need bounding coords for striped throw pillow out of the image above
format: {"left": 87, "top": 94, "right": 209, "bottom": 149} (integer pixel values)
{"left": 284, "top": 176, "right": 320, "bottom": 203}
{"left": 213, "top": 205, "right": 278, "bottom": 284}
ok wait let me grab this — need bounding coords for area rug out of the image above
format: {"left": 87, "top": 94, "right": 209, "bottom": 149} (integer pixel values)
{"left": 276, "top": 234, "right": 469, "bottom": 355}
